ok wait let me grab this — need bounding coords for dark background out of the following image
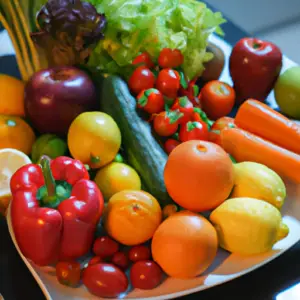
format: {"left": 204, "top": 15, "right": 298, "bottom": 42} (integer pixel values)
{"left": 0, "top": 3, "right": 299, "bottom": 300}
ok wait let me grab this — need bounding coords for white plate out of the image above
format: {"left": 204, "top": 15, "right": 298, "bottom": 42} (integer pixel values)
{"left": 6, "top": 34, "right": 300, "bottom": 300}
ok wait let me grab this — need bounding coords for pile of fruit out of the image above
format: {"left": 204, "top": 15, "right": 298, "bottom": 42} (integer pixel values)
{"left": 0, "top": 0, "right": 300, "bottom": 299}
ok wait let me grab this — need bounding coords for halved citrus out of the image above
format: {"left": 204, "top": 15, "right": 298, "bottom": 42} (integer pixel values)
{"left": 0, "top": 148, "right": 31, "bottom": 215}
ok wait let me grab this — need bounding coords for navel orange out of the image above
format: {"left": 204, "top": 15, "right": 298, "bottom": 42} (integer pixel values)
{"left": 151, "top": 211, "right": 218, "bottom": 278}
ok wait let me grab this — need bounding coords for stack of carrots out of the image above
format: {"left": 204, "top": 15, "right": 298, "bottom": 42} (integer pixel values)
{"left": 221, "top": 99, "right": 300, "bottom": 183}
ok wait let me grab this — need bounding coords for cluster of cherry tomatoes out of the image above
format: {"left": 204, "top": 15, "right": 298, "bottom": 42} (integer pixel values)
{"left": 128, "top": 48, "right": 236, "bottom": 154}
{"left": 55, "top": 236, "right": 163, "bottom": 298}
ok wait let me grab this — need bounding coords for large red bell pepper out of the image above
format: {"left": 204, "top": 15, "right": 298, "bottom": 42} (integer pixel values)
{"left": 10, "top": 156, "right": 104, "bottom": 266}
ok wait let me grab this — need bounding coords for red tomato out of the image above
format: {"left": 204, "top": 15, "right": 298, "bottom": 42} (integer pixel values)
{"left": 153, "top": 111, "right": 182, "bottom": 137}
{"left": 56, "top": 261, "right": 81, "bottom": 287}
{"left": 209, "top": 116, "right": 236, "bottom": 146}
{"left": 132, "top": 52, "right": 155, "bottom": 69}
{"left": 93, "top": 236, "right": 119, "bottom": 258}
{"left": 164, "top": 139, "right": 181, "bottom": 154}
{"left": 112, "top": 252, "right": 129, "bottom": 270}
{"left": 179, "top": 121, "right": 209, "bottom": 142}
{"left": 200, "top": 80, "right": 235, "bottom": 120}
{"left": 178, "top": 80, "right": 201, "bottom": 107}
{"left": 156, "top": 68, "right": 180, "bottom": 99}
{"left": 130, "top": 260, "right": 163, "bottom": 290}
{"left": 83, "top": 263, "right": 128, "bottom": 298}
{"left": 88, "top": 256, "right": 103, "bottom": 266}
{"left": 137, "top": 88, "right": 165, "bottom": 114}
{"left": 171, "top": 96, "right": 194, "bottom": 124}
{"left": 129, "top": 245, "right": 151, "bottom": 262}
{"left": 128, "top": 66, "right": 156, "bottom": 95}
{"left": 158, "top": 48, "right": 184, "bottom": 68}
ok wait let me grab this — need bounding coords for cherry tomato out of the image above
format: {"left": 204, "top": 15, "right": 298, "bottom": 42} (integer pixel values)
{"left": 171, "top": 96, "right": 194, "bottom": 124}
{"left": 208, "top": 116, "right": 236, "bottom": 146}
{"left": 199, "top": 80, "right": 235, "bottom": 120}
{"left": 156, "top": 68, "right": 180, "bottom": 99}
{"left": 93, "top": 236, "right": 119, "bottom": 258}
{"left": 83, "top": 263, "right": 128, "bottom": 298}
{"left": 88, "top": 256, "right": 103, "bottom": 266}
{"left": 153, "top": 111, "right": 182, "bottom": 137}
{"left": 129, "top": 245, "right": 151, "bottom": 262}
{"left": 137, "top": 88, "right": 165, "bottom": 114}
{"left": 164, "top": 139, "right": 180, "bottom": 154}
{"left": 128, "top": 66, "right": 156, "bottom": 95}
{"left": 179, "top": 121, "right": 209, "bottom": 142}
{"left": 158, "top": 48, "right": 184, "bottom": 68}
{"left": 130, "top": 260, "right": 163, "bottom": 290}
{"left": 112, "top": 252, "right": 129, "bottom": 270}
{"left": 56, "top": 261, "right": 81, "bottom": 287}
{"left": 132, "top": 52, "right": 155, "bottom": 69}
{"left": 162, "top": 204, "right": 178, "bottom": 219}
{"left": 178, "top": 80, "right": 201, "bottom": 107}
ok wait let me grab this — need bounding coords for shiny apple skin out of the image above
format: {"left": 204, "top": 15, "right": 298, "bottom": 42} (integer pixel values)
{"left": 229, "top": 37, "right": 282, "bottom": 104}
{"left": 24, "top": 66, "right": 97, "bottom": 136}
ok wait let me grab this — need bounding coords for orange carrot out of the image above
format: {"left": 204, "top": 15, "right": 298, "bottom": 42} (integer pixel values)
{"left": 235, "top": 99, "right": 300, "bottom": 155}
{"left": 221, "top": 127, "right": 300, "bottom": 183}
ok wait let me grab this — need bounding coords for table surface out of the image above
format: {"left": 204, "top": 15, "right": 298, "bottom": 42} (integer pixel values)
{"left": 0, "top": 3, "right": 299, "bottom": 300}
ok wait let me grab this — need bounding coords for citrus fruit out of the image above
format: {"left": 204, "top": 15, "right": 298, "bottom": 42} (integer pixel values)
{"left": 209, "top": 197, "right": 289, "bottom": 255}
{"left": 0, "top": 74, "right": 25, "bottom": 117}
{"left": 164, "top": 140, "right": 234, "bottom": 212}
{"left": 68, "top": 112, "right": 121, "bottom": 168}
{"left": 0, "top": 115, "right": 36, "bottom": 155}
{"left": 0, "top": 148, "right": 31, "bottom": 215}
{"left": 151, "top": 211, "right": 218, "bottom": 278}
{"left": 104, "top": 190, "right": 162, "bottom": 246}
{"left": 231, "top": 162, "right": 286, "bottom": 210}
{"left": 274, "top": 66, "right": 300, "bottom": 119}
{"left": 94, "top": 162, "right": 141, "bottom": 201}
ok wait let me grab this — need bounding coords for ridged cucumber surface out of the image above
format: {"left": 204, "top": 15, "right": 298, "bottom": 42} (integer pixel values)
{"left": 99, "top": 75, "right": 173, "bottom": 206}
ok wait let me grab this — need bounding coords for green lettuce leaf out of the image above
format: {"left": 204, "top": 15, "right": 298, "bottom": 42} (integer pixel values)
{"left": 87, "top": 0, "right": 226, "bottom": 80}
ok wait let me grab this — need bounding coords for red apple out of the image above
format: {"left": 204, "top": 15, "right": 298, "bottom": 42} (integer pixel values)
{"left": 229, "top": 37, "right": 282, "bottom": 104}
{"left": 24, "top": 66, "right": 97, "bottom": 136}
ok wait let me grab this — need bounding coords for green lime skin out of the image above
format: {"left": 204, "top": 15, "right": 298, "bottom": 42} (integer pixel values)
{"left": 274, "top": 66, "right": 300, "bottom": 119}
{"left": 31, "top": 134, "right": 68, "bottom": 163}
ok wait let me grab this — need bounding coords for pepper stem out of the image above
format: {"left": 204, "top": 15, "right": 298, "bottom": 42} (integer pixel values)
{"left": 40, "top": 155, "right": 56, "bottom": 199}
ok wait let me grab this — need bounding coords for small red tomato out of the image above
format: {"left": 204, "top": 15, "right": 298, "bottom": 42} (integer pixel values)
{"left": 179, "top": 121, "right": 209, "bottom": 142}
{"left": 158, "top": 48, "right": 184, "bottom": 68}
{"left": 129, "top": 245, "right": 151, "bottom": 262}
{"left": 88, "top": 256, "right": 103, "bottom": 266}
{"left": 83, "top": 263, "right": 128, "bottom": 298}
{"left": 56, "top": 261, "right": 81, "bottom": 287}
{"left": 200, "top": 80, "right": 235, "bottom": 120}
{"left": 112, "top": 252, "right": 129, "bottom": 270}
{"left": 156, "top": 68, "right": 180, "bottom": 99}
{"left": 132, "top": 52, "right": 155, "bottom": 69}
{"left": 153, "top": 111, "right": 182, "bottom": 137}
{"left": 209, "top": 116, "right": 236, "bottom": 146}
{"left": 179, "top": 80, "right": 201, "bottom": 107}
{"left": 130, "top": 260, "right": 163, "bottom": 290}
{"left": 162, "top": 204, "right": 178, "bottom": 219}
{"left": 164, "top": 139, "right": 180, "bottom": 154}
{"left": 171, "top": 96, "right": 194, "bottom": 124}
{"left": 93, "top": 236, "right": 119, "bottom": 258}
{"left": 137, "top": 88, "right": 165, "bottom": 114}
{"left": 128, "top": 66, "right": 156, "bottom": 95}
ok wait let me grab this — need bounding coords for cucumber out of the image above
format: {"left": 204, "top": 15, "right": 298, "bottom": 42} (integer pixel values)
{"left": 99, "top": 75, "right": 173, "bottom": 206}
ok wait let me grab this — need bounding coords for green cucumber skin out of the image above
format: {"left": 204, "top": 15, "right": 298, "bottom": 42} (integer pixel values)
{"left": 100, "top": 76, "right": 173, "bottom": 206}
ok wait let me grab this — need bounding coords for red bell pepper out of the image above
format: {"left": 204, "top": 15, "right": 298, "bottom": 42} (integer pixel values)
{"left": 10, "top": 156, "right": 104, "bottom": 266}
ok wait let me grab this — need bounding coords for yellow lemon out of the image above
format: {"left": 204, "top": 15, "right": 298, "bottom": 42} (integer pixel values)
{"left": 209, "top": 197, "right": 289, "bottom": 255}
{"left": 231, "top": 162, "right": 286, "bottom": 210}
{"left": 94, "top": 162, "right": 141, "bottom": 201}
{"left": 0, "top": 148, "right": 31, "bottom": 215}
{"left": 68, "top": 112, "right": 121, "bottom": 168}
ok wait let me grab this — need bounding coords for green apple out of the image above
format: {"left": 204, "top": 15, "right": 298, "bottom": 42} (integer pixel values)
{"left": 274, "top": 66, "right": 300, "bottom": 119}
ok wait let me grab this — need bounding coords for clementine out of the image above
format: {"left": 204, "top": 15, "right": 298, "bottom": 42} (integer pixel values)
{"left": 164, "top": 140, "right": 234, "bottom": 212}
{"left": 151, "top": 211, "right": 218, "bottom": 278}
{"left": 0, "top": 115, "right": 36, "bottom": 155}
{"left": 104, "top": 190, "right": 162, "bottom": 246}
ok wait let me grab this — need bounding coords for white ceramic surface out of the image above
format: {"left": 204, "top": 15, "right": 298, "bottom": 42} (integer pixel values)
{"left": 6, "top": 34, "right": 300, "bottom": 300}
